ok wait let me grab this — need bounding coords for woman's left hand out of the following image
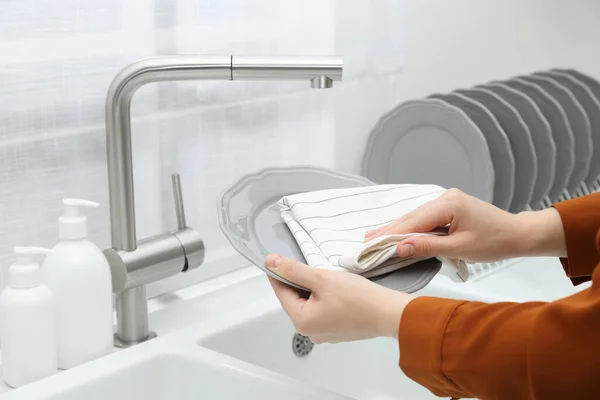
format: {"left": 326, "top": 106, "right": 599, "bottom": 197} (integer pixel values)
{"left": 265, "top": 254, "right": 414, "bottom": 344}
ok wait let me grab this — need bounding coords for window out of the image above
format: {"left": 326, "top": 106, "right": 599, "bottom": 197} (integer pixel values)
{"left": 0, "top": 0, "right": 405, "bottom": 295}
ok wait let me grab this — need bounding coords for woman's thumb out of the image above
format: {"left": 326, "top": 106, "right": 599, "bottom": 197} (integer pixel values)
{"left": 265, "top": 255, "right": 322, "bottom": 289}
{"left": 397, "top": 236, "right": 451, "bottom": 259}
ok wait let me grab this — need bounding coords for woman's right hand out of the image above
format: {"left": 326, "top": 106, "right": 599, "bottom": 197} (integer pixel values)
{"left": 365, "top": 189, "right": 566, "bottom": 262}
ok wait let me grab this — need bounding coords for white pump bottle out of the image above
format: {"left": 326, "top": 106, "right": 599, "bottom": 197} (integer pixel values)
{"left": 42, "top": 198, "right": 113, "bottom": 369}
{"left": 0, "top": 247, "right": 57, "bottom": 388}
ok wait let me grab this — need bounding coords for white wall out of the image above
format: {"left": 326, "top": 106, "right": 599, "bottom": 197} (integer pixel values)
{"left": 336, "top": 0, "right": 600, "bottom": 173}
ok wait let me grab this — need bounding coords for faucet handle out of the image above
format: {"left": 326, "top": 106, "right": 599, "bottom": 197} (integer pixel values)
{"left": 171, "top": 173, "right": 187, "bottom": 230}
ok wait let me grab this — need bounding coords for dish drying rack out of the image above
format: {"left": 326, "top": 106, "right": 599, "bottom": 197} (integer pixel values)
{"left": 460, "top": 258, "right": 524, "bottom": 282}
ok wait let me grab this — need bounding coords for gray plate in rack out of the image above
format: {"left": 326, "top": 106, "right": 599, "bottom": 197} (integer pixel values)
{"left": 520, "top": 74, "right": 592, "bottom": 194}
{"left": 361, "top": 98, "right": 494, "bottom": 203}
{"left": 456, "top": 88, "right": 537, "bottom": 212}
{"left": 428, "top": 92, "right": 515, "bottom": 210}
{"left": 479, "top": 82, "right": 556, "bottom": 208}
{"left": 499, "top": 78, "right": 575, "bottom": 202}
{"left": 541, "top": 70, "right": 600, "bottom": 189}
{"left": 218, "top": 165, "right": 442, "bottom": 293}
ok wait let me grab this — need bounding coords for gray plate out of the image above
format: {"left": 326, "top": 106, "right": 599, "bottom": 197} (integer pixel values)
{"left": 218, "top": 165, "right": 442, "bottom": 293}
{"left": 520, "top": 74, "right": 592, "bottom": 194}
{"left": 456, "top": 88, "right": 537, "bottom": 212}
{"left": 479, "top": 82, "right": 556, "bottom": 208}
{"left": 545, "top": 69, "right": 600, "bottom": 188}
{"left": 428, "top": 92, "right": 515, "bottom": 210}
{"left": 499, "top": 78, "right": 575, "bottom": 202}
{"left": 361, "top": 98, "right": 494, "bottom": 203}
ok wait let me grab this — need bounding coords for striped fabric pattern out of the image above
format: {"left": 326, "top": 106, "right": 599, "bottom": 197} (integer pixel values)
{"left": 278, "top": 184, "right": 467, "bottom": 279}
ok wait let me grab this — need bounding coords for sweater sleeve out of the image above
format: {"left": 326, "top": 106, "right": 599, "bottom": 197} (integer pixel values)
{"left": 399, "top": 193, "right": 600, "bottom": 399}
{"left": 399, "top": 266, "right": 600, "bottom": 399}
{"left": 553, "top": 192, "right": 600, "bottom": 283}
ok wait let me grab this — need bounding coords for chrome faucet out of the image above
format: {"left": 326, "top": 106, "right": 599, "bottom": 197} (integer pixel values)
{"left": 102, "top": 55, "right": 343, "bottom": 347}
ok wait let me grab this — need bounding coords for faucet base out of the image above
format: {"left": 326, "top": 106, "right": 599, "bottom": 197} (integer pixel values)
{"left": 114, "top": 331, "right": 157, "bottom": 348}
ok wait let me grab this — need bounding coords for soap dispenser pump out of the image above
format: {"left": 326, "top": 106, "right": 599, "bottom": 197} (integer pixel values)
{"left": 0, "top": 247, "right": 57, "bottom": 388}
{"left": 59, "top": 198, "right": 100, "bottom": 239}
{"left": 42, "top": 198, "right": 113, "bottom": 369}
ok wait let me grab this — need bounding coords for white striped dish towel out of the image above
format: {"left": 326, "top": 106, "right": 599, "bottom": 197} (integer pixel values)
{"left": 278, "top": 184, "right": 469, "bottom": 281}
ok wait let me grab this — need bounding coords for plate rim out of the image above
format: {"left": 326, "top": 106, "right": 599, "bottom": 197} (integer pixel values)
{"left": 456, "top": 86, "right": 538, "bottom": 211}
{"left": 477, "top": 81, "right": 557, "bottom": 208}
{"left": 519, "top": 74, "right": 592, "bottom": 193}
{"left": 218, "top": 165, "right": 375, "bottom": 291}
{"left": 534, "top": 70, "right": 600, "bottom": 187}
{"left": 501, "top": 77, "right": 575, "bottom": 201}
{"left": 428, "top": 91, "right": 516, "bottom": 210}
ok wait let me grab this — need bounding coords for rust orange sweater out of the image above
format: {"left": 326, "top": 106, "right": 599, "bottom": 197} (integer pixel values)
{"left": 398, "top": 193, "right": 600, "bottom": 400}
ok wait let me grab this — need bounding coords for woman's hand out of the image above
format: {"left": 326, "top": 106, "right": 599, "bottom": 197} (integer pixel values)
{"left": 265, "top": 255, "right": 414, "bottom": 344}
{"left": 365, "top": 189, "right": 566, "bottom": 262}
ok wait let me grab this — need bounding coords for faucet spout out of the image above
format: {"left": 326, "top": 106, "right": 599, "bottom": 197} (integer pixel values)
{"left": 106, "top": 55, "right": 342, "bottom": 252}
{"left": 104, "top": 54, "right": 343, "bottom": 347}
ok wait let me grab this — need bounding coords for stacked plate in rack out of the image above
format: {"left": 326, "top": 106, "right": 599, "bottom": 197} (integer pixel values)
{"left": 362, "top": 69, "right": 600, "bottom": 213}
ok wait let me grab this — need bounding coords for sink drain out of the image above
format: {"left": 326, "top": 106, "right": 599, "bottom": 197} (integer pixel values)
{"left": 292, "top": 333, "right": 314, "bottom": 357}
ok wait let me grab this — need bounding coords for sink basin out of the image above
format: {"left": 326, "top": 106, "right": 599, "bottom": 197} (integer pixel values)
{"left": 192, "top": 258, "right": 576, "bottom": 400}
{"left": 191, "top": 272, "right": 502, "bottom": 400}
{"left": 1, "top": 330, "right": 350, "bottom": 400}
{"left": 199, "top": 306, "right": 433, "bottom": 400}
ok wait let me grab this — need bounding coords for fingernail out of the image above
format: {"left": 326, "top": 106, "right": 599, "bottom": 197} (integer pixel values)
{"left": 267, "top": 255, "right": 284, "bottom": 269}
{"left": 399, "top": 244, "right": 415, "bottom": 258}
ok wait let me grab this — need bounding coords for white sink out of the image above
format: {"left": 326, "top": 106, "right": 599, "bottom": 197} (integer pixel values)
{"left": 189, "top": 258, "right": 576, "bottom": 400}
{"left": 199, "top": 305, "right": 432, "bottom": 400}
{"left": 0, "top": 324, "right": 350, "bottom": 400}
{"left": 187, "top": 271, "right": 517, "bottom": 400}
